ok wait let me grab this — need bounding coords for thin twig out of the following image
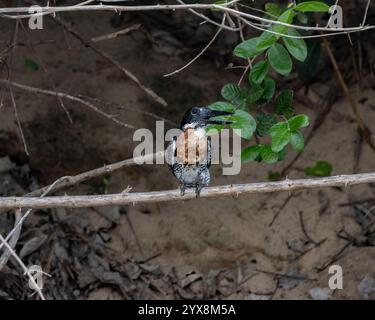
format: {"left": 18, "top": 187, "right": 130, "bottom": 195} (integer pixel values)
{"left": 299, "top": 210, "right": 318, "bottom": 245}
{"left": 50, "top": 13, "right": 168, "bottom": 107}
{"left": 6, "top": 14, "right": 29, "bottom": 156}
{"left": 1, "top": 79, "right": 135, "bottom": 129}
{"left": 234, "top": 4, "right": 253, "bottom": 86}
{"left": 0, "top": 209, "right": 22, "bottom": 270}
{"left": 361, "top": 0, "right": 371, "bottom": 26}
{"left": 176, "top": 0, "right": 239, "bottom": 32}
{"left": 91, "top": 24, "right": 141, "bottom": 43}
{"left": 80, "top": 95, "right": 176, "bottom": 125}
{"left": 8, "top": 83, "right": 29, "bottom": 156}
{"left": 353, "top": 127, "right": 363, "bottom": 174}
{"left": 1, "top": 78, "right": 174, "bottom": 125}
{"left": 269, "top": 193, "right": 294, "bottom": 227}
{"left": 124, "top": 212, "right": 144, "bottom": 257}
{"left": 163, "top": 15, "right": 226, "bottom": 77}
{"left": 19, "top": 29, "right": 74, "bottom": 124}
{"left": 348, "top": 34, "right": 361, "bottom": 86}
{"left": 236, "top": 15, "right": 362, "bottom": 40}
{"left": 322, "top": 37, "right": 375, "bottom": 151}
{"left": 281, "top": 82, "right": 341, "bottom": 176}
{"left": 317, "top": 219, "right": 375, "bottom": 272}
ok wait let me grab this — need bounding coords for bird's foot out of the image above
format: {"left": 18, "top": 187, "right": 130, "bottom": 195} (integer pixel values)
{"left": 195, "top": 184, "right": 204, "bottom": 198}
{"left": 180, "top": 184, "right": 186, "bottom": 196}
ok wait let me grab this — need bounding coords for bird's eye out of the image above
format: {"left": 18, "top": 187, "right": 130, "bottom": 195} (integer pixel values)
{"left": 191, "top": 108, "right": 198, "bottom": 115}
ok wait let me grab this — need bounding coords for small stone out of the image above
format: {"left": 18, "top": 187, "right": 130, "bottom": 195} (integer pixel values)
{"left": 139, "top": 263, "right": 161, "bottom": 276}
{"left": 73, "top": 290, "right": 80, "bottom": 297}
{"left": 180, "top": 273, "right": 202, "bottom": 288}
{"left": 308, "top": 287, "right": 331, "bottom": 300}
{"left": 357, "top": 275, "right": 375, "bottom": 300}
{"left": 245, "top": 293, "right": 272, "bottom": 300}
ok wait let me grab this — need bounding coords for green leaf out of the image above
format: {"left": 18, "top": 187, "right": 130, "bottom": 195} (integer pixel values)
{"left": 268, "top": 171, "right": 282, "bottom": 181}
{"left": 260, "top": 145, "right": 279, "bottom": 164}
{"left": 269, "top": 122, "right": 291, "bottom": 152}
{"left": 265, "top": 3, "right": 281, "bottom": 17}
{"left": 262, "top": 76, "right": 276, "bottom": 101}
{"left": 283, "top": 29, "right": 307, "bottom": 62}
{"left": 247, "top": 84, "right": 264, "bottom": 103}
{"left": 276, "top": 90, "right": 294, "bottom": 118}
{"left": 208, "top": 101, "right": 235, "bottom": 112}
{"left": 229, "top": 110, "right": 257, "bottom": 140}
{"left": 294, "top": 1, "right": 330, "bottom": 13}
{"left": 241, "top": 145, "right": 261, "bottom": 163}
{"left": 256, "top": 112, "right": 277, "bottom": 137}
{"left": 268, "top": 43, "right": 292, "bottom": 76}
{"left": 234, "top": 99, "right": 248, "bottom": 111}
{"left": 305, "top": 161, "right": 332, "bottom": 177}
{"left": 256, "top": 32, "right": 278, "bottom": 51}
{"left": 288, "top": 114, "right": 310, "bottom": 131}
{"left": 273, "top": 9, "right": 295, "bottom": 35}
{"left": 256, "top": 9, "right": 295, "bottom": 51}
{"left": 206, "top": 124, "right": 225, "bottom": 135}
{"left": 24, "top": 58, "right": 39, "bottom": 71}
{"left": 221, "top": 83, "right": 246, "bottom": 102}
{"left": 290, "top": 131, "right": 305, "bottom": 152}
{"left": 250, "top": 60, "right": 269, "bottom": 85}
{"left": 234, "top": 37, "right": 264, "bottom": 59}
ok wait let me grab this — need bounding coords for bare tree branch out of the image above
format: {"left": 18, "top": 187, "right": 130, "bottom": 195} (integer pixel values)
{"left": 0, "top": 79, "right": 135, "bottom": 129}
{"left": 26, "top": 151, "right": 164, "bottom": 197}
{"left": 1, "top": 3, "right": 374, "bottom": 35}
{"left": 0, "top": 172, "right": 375, "bottom": 209}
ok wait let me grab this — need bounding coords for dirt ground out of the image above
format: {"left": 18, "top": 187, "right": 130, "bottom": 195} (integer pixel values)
{"left": 0, "top": 2, "right": 374, "bottom": 300}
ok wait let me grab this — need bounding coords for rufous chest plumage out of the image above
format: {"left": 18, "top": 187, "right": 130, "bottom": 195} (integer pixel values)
{"left": 175, "top": 128, "right": 208, "bottom": 165}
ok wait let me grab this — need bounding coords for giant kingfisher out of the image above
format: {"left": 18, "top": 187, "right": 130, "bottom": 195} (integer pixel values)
{"left": 167, "top": 106, "right": 233, "bottom": 197}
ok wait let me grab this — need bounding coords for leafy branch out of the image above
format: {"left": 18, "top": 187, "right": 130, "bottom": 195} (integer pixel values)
{"left": 208, "top": 1, "right": 331, "bottom": 166}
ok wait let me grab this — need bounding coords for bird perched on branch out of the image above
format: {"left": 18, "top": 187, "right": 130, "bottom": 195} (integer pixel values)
{"left": 167, "top": 106, "right": 233, "bottom": 197}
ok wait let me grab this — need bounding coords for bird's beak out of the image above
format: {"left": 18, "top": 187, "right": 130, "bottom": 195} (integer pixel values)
{"left": 206, "top": 109, "right": 234, "bottom": 125}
